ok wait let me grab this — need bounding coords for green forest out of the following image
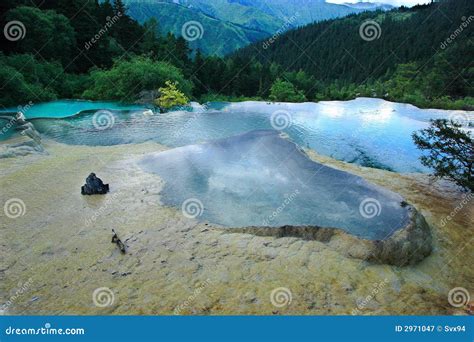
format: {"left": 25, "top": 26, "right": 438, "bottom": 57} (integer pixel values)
{"left": 1, "top": 0, "right": 472, "bottom": 110}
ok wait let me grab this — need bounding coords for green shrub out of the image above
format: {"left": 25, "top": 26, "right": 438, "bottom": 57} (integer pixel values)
{"left": 83, "top": 57, "right": 192, "bottom": 102}
{"left": 269, "top": 79, "right": 306, "bottom": 102}
{"left": 155, "top": 81, "right": 189, "bottom": 109}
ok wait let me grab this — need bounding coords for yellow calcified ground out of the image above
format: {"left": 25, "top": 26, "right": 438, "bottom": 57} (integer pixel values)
{"left": 0, "top": 138, "right": 472, "bottom": 315}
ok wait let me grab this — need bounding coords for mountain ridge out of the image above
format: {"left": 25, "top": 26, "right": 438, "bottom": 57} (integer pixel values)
{"left": 124, "top": 0, "right": 394, "bottom": 55}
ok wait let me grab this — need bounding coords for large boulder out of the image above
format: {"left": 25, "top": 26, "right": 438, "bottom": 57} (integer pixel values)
{"left": 81, "top": 173, "right": 109, "bottom": 195}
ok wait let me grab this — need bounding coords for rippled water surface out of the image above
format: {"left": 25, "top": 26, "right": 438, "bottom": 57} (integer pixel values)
{"left": 1, "top": 98, "right": 472, "bottom": 172}
{"left": 0, "top": 99, "right": 144, "bottom": 118}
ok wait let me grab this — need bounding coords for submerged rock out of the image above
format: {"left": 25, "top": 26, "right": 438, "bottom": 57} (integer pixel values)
{"left": 81, "top": 173, "right": 109, "bottom": 195}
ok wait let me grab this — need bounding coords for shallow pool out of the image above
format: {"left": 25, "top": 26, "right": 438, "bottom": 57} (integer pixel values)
{"left": 139, "top": 130, "right": 411, "bottom": 239}
{"left": 1, "top": 98, "right": 472, "bottom": 172}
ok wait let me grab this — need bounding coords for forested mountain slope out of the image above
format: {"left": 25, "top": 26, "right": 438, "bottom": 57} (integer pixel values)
{"left": 230, "top": 0, "right": 473, "bottom": 104}
{"left": 124, "top": 0, "right": 391, "bottom": 55}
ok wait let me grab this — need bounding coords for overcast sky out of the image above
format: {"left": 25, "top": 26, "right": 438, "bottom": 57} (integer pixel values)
{"left": 326, "top": 0, "right": 432, "bottom": 6}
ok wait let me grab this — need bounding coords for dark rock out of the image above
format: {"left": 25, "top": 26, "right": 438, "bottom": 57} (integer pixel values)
{"left": 135, "top": 89, "right": 160, "bottom": 105}
{"left": 81, "top": 173, "right": 109, "bottom": 195}
{"left": 111, "top": 229, "right": 126, "bottom": 254}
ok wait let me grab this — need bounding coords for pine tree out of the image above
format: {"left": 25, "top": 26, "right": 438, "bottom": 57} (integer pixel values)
{"left": 113, "top": 0, "right": 126, "bottom": 15}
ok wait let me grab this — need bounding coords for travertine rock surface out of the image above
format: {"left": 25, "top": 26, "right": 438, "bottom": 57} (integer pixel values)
{"left": 0, "top": 138, "right": 472, "bottom": 315}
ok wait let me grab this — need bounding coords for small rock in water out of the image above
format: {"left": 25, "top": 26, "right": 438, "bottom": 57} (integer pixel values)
{"left": 81, "top": 173, "right": 109, "bottom": 195}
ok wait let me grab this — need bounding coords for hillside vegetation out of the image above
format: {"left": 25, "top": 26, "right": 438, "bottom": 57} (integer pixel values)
{"left": 230, "top": 0, "right": 473, "bottom": 108}
{"left": 0, "top": 0, "right": 472, "bottom": 110}
{"left": 123, "top": 0, "right": 381, "bottom": 55}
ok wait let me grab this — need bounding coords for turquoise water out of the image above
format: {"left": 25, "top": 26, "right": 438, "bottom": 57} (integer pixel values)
{"left": 1, "top": 98, "right": 472, "bottom": 173}
{"left": 0, "top": 100, "right": 148, "bottom": 140}
{"left": 0, "top": 99, "right": 146, "bottom": 119}
{"left": 139, "top": 130, "right": 411, "bottom": 240}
